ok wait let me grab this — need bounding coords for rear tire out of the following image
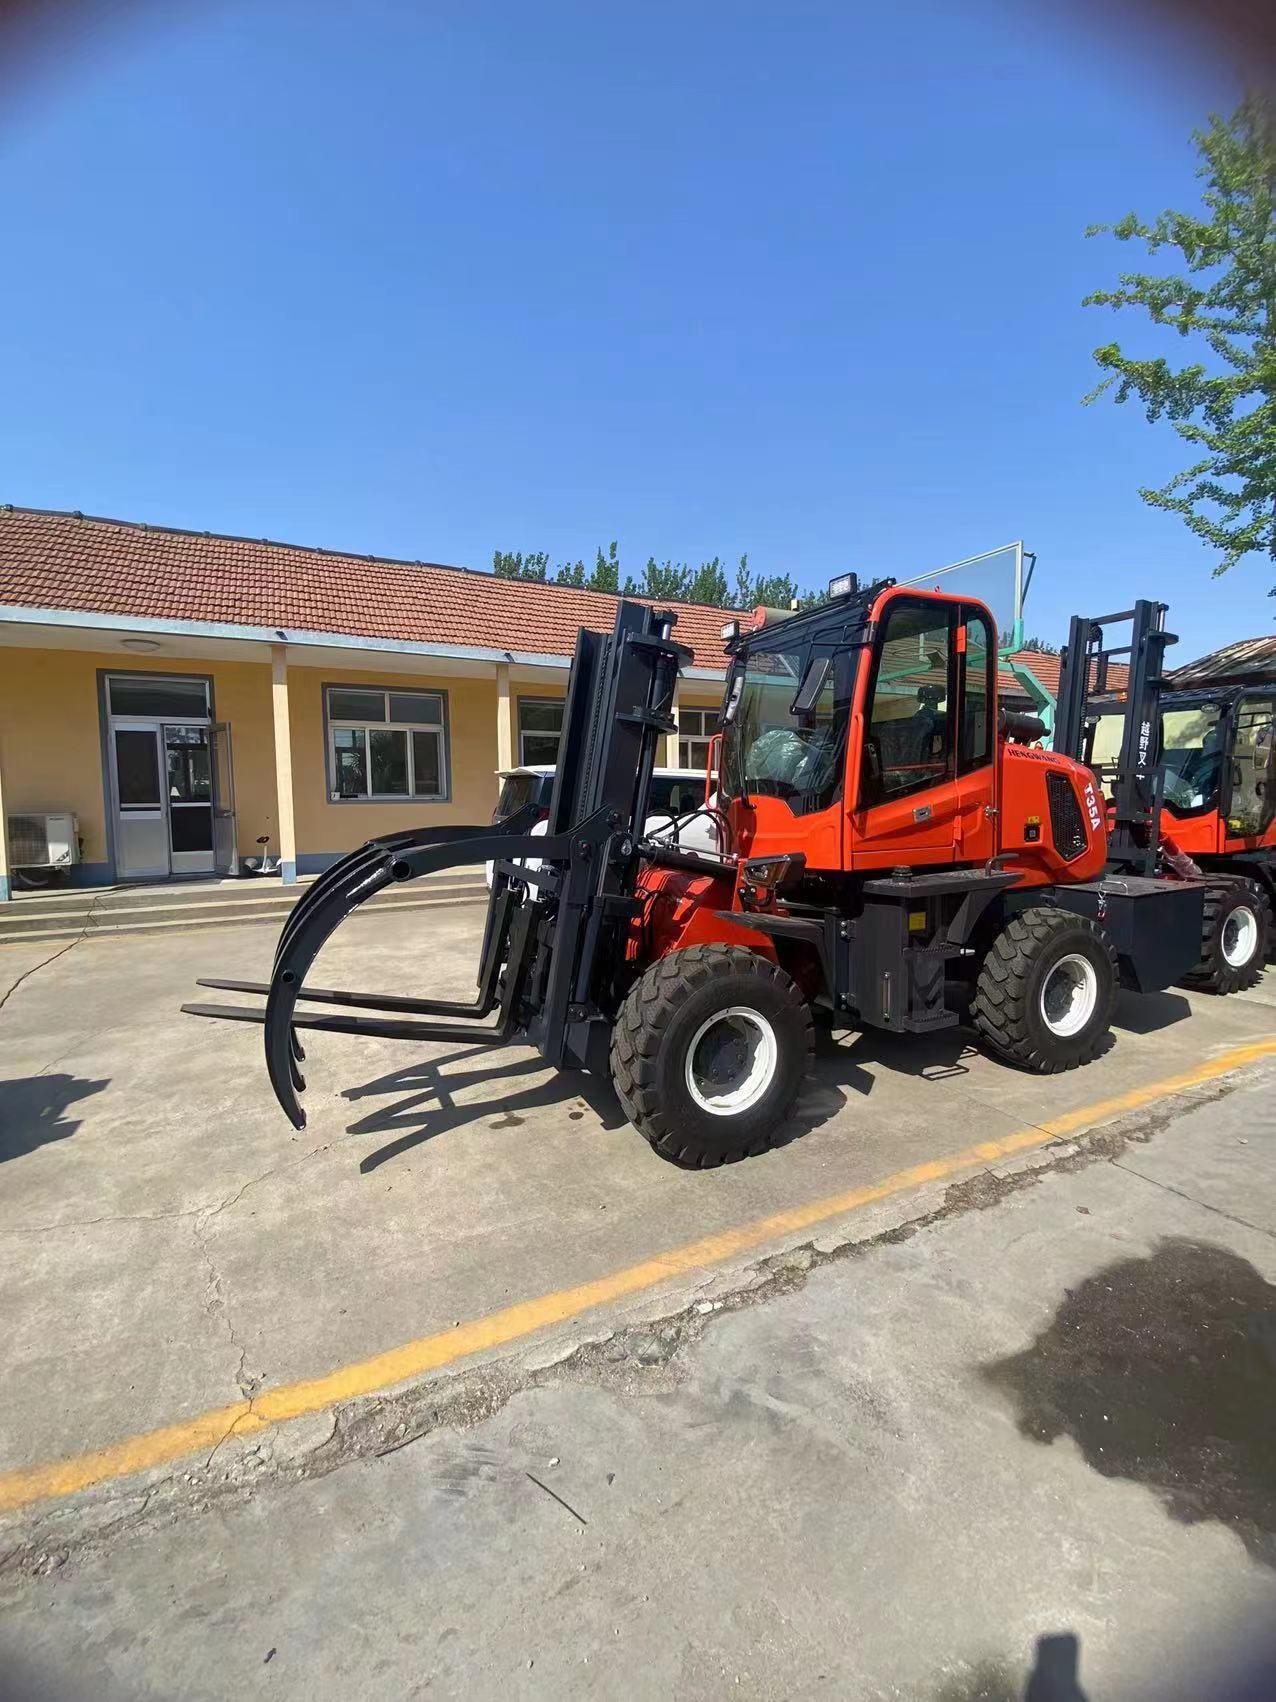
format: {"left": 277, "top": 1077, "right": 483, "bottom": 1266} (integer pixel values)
{"left": 1181, "top": 880, "right": 1270, "bottom": 994}
{"left": 972, "top": 907, "right": 1117, "bottom": 1073}
{"left": 610, "top": 945, "right": 813, "bottom": 1167}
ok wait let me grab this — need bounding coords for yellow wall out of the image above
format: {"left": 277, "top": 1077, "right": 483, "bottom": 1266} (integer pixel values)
{"left": 0, "top": 643, "right": 728, "bottom": 878}
{"left": 286, "top": 662, "right": 503, "bottom": 858}
{"left": 0, "top": 649, "right": 277, "bottom": 869}
{"left": 0, "top": 645, "right": 508, "bottom": 875}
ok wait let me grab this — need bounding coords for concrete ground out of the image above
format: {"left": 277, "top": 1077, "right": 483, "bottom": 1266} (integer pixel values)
{"left": 1, "top": 908, "right": 1274, "bottom": 1697}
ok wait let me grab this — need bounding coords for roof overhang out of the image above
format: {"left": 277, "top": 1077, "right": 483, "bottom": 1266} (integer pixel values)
{"left": 0, "top": 603, "right": 727, "bottom": 684}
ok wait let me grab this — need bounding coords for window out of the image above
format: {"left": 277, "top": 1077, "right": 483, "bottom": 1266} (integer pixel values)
{"left": 108, "top": 674, "right": 210, "bottom": 719}
{"left": 326, "top": 686, "right": 447, "bottom": 801}
{"left": 862, "top": 600, "right": 953, "bottom": 805}
{"left": 959, "top": 607, "right": 994, "bottom": 774}
{"left": 1160, "top": 703, "right": 1224, "bottom": 815}
{"left": 650, "top": 775, "right": 703, "bottom": 816}
{"left": 677, "top": 707, "right": 717, "bottom": 771}
{"left": 518, "top": 698, "right": 564, "bottom": 766}
{"left": 1229, "top": 695, "right": 1274, "bottom": 835}
{"left": 722, "top": 643, "right": 847, "bottom": 816}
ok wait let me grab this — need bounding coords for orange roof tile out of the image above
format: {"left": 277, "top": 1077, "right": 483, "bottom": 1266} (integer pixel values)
{"left": 0, "top": 507, "right": 735, "bottom": 672}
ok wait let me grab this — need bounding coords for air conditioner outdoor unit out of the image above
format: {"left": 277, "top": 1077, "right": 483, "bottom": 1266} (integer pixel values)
{"left": 7, "top": 813, "right": 80, "bottom": 869}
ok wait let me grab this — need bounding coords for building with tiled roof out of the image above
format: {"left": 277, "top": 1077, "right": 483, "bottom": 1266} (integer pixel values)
{"left": 0, "top": 507, "right": 737, "bottom": 894}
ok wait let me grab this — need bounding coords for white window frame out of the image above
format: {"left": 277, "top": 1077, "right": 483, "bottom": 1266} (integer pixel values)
{"left": 325, "top": 686, "right": 449, "bottom": 803}
{"left": 677, "top": 706, "right": 717, "bottom": 772}
{"left": 517, "top": 696, "right": 565, "bottom": 767}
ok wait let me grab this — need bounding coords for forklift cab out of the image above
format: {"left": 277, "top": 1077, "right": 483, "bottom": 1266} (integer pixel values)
{"left": 719, "top": 585, "right": 999, "bottom": 872}
{"left": 1090, "top": 687, "right": 1276, "bottom": 847}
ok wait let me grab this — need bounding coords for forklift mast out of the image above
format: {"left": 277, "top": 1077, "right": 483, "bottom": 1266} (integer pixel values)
{"left": 1054, "top": 600, "right": 1178, "bottom": 876}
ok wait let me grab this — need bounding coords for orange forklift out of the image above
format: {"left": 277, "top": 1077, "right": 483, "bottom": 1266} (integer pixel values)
{"left": 1057, "top": 615, "right": 1273, "bottom": 993}
{"left": 187, "top": 573, "right": 1207, "bottom": 1166}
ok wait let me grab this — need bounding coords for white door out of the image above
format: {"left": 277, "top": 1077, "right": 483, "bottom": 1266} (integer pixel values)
{"left": 111, "top": 724, "right": 170, "bottom": 879}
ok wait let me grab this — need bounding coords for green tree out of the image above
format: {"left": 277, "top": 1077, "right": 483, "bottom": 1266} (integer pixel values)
{"left": 732, "top": 552, "right": 753, "bottom": 609}
{"left": 492, "top": 549, "right": 549, "bottom": 582}
{"left": 590, "top": 541, "right": 621, "bottom": 593}
{"left": 1084, "top": 96, "right": 1276, "bottom": 593}
{"left": 751, "top": 572, "right": 799, "bottom": 609}
{"left": 686, "top": 556, "right": 730, "bottom": 605}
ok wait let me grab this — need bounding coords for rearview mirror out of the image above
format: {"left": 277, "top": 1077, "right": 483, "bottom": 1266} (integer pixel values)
{"left": 722, "top": 670, "right": 744, "bottom": 725}
{"left": 790, "top": 655, "right": 831, "bottom": 717}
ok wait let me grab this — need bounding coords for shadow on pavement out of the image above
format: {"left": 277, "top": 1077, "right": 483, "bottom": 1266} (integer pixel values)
{"left": 981, "top": 1237, "right": 1276, "bottom": 1569}
{"left": 344, "top": 1039, "right": 848, "bottom": 1172}
{"left": 0, "top": 1073, "right": 109, "bottom": 1163}
{"left": 1112, "top": 987, "right": 1193, "bottom": 1035}
{"left": 931, "top": 1633, "right": 1088, "bottom": 1700}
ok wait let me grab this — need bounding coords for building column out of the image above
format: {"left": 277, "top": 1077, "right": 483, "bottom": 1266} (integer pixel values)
{"left": 270, "top": 644, "right": 298, "bottom": 885}
{"left": 0, "top": 724, "right": 9, "bottom": 902}
{"left": 495, "top": 662, "right": 515, "bottom": 772}
{"left": 664, "top": 698, "right": 681, "bottom": 768}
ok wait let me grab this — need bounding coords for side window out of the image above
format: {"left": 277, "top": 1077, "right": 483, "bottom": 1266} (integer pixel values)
{"left": 1230, "top": 696, "right": 1275, "bottom": 834}
{"left": 862, "top": 600, "right": 954, "bottom": 805}
{"left": 959, "top": 608, "right": 994, "bottom": 773}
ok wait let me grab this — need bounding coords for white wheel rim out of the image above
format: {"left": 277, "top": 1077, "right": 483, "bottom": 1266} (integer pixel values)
{"left": 684, "top": 1006, "right": 778, "bottom": 1116}
{"left": 1222, "top": 906, "right": 1258, "bottom": 968}
{"left": 1040, "top": 953, "right": 1099, "bottom": 1039}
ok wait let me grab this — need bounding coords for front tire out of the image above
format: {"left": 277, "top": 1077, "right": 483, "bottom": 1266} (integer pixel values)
{"left": 610, "top": 945, "right": 813, "bottom": 1167}
{"left": 1181, "top": 880, "right": 1270, "bottom": 994}
{"left": 972, "top": 907, "right": 1118, "bottom": 1073}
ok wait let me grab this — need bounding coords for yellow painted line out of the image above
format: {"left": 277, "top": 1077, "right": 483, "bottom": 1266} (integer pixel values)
{"left": 2, "top": 1034, "right": 1273, "bottom": 1517}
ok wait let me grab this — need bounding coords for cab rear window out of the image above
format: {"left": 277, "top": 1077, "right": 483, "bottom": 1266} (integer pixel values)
{"left": 494, "top": 774, "right": 539, "bottom": 820}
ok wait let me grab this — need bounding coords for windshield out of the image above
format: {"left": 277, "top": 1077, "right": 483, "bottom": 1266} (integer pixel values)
{"left": 722, "top": 643, "right": 847, "bottom": 815}
{"left": 1090, "top": 704, "right": 1224, "bottom": 814}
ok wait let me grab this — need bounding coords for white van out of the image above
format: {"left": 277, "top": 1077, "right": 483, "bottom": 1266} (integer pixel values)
{"left": 487, "top": 765, "right": 723, "bottom": 886}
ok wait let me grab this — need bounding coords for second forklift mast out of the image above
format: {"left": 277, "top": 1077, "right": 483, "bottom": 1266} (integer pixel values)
{"left": 1054, "top": 599, "right": 1178, "bottom": 877}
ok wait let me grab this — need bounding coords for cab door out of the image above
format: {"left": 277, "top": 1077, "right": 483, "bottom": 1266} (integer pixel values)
{"left": 1223, "top": 692, "right": 1275, "bottom": 847}
{"left": 848, "top": 593, "right": 996, "bottom": 870}
{"left": 950, "top": 605, "right": 997, "bottom": 865}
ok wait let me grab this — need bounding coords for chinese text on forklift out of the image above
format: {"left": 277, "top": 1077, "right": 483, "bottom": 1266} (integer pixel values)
{"left": 185, "top": 555, "right": 1219, "bottom": 1169}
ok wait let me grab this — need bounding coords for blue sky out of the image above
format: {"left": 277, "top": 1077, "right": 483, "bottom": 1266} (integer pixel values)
{"left": 1, "top": 0, "right": 1267, "bottom": 658}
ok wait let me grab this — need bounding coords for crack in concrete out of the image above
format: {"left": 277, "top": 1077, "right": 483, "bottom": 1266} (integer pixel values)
{"left": 0, "top": 895, "right": 104, "bottom": 1014}
{"left": 1, "top": 1058, "right": 1268, "bottom": 1586}
{"left": 1109, "top": 1157, "right": 1276, "bottom": 1242}
{"left": 191, "top": 1208, "right": 260, "bottom": 1468}
{"left": 0, "top": 1135, "right": 346, "bottom": 1238}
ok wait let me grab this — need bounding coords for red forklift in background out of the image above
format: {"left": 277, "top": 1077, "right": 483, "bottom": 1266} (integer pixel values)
{"left": 1056, "top": 612, "right": 1273, "bottom": 993}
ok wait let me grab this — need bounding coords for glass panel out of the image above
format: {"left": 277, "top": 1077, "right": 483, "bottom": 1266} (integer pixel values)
{"left": 723, "top": 645, "right": 844, "bottom": 813}
{"left": 389, "top": 691, "right": 443, "bottom": 726}
{"left": 495, "top": 774, "right": 537, "bottom": 819}
{"left": 328, "top": 689, "right": 386, "bottom": 722}
{"left": 521, "top": 733, "right": 561, "bottom": 766}
{"left": 863, "top": 603, "right": 952, "bottom": 803}
{"left": 519, "top": 700, "right": 564, "bottom": 733}
{"left": 370, "top": 728, "right": 409, "bottom": 795}
{"left": 411, "top": 730, "right": 442, "bottom": 796}
{"left": 333, "top": 728, "right": 368, "bottom": 798}
{"left": 165, "top": 726, "right": 211, "bottom": 801}
{"left": 651, "top": 778, "right": 698, "bottom": 815}
{"left": 678, "top": 737, "right": 713, "bottom": 772}
{"left": 109, "top": 675, "right": 209, "bottom": 718}
{"left": 1229, "top": 697, "right": 1275, "bottom": 834}
{"left": 1161, "top": 704, "right": 1224, "bottom": 814}
{"left": 115, "top": 729, "right": 161, "bottom": 806}
{"left": 960, "top": 611, "right": 993, "bottom": 772}
{"left": 169, "top": 806, "right": 213, "bottom": 852}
